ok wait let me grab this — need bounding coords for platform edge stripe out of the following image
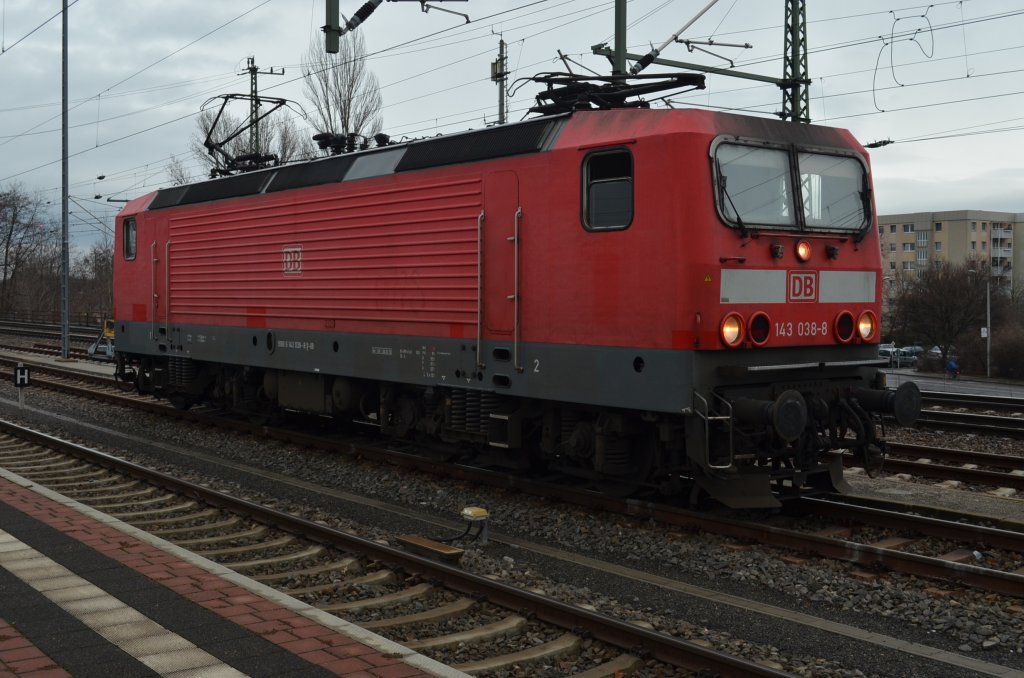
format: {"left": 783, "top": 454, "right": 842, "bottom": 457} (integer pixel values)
{"left": 0, "top": 466, "right": 470, "bottom": 678}
{"left": 0, "top": 527, "right": 246, "bottom": 678}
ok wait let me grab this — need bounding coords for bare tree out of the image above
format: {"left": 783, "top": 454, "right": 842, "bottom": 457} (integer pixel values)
{"left": 881, "top": 270, "right": 913, "bottom": 341}
{"left": 895, "top": 259, "right": 1008, "bottom": 364}
{"left": 302, "top": 31, "right": 383, "bottom": 140}
{"left": 6, "top": 222, "right": 61, "bottom": 320}
{"left": 0, "top": 183, "right": 51, "bottom": 315}
{"left": 71, "top": 236, "right": 114, "bottom": 319}
{"left": 274, "top": 115, "right": 317, "bottom": 163}
{"left": 165, "top": 154, "right": 193, "bottom": 186}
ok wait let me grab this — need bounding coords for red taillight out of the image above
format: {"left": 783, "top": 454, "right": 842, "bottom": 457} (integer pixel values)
{"left": 834, "top": 311, "right": 855, "bottom": 343}
{"left": 748, "top": 312, "right": 770, "bottom": 346}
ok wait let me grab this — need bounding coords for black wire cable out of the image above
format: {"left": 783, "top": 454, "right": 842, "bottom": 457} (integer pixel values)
{"left": 0, "top": 0, "right": 79, "bottom": 57}
{"left": 429, "top": 521, "right": 473, "bottom": 543}
{"left": 0, "top": 0, "right": 274, "bottom": 148}
{"left": 10, "top": 0, "right": 1024, "bottom": 192}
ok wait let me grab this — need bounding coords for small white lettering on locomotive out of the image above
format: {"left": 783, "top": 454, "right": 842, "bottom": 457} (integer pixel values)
{"left": 371, "top": 346, "right": 393, "bottom": 356}
{"left": 787, "top": 271, "right": 818, "bottom": 302}
{"left": 774, "top": 321, "right": 829, "bottom": 338}
{"left": 421, "top": 345, "right": 437, "bottom": 378}
{"left": 283, "top": 245, "right": 302, "bottom": 275}
{"left": 278, "top": 340, "right": 315, "bottom": 351}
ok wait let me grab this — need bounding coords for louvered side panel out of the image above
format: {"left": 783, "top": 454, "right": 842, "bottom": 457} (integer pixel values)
{"left": 166, "top": 176, "right": 483, "bottom": 330}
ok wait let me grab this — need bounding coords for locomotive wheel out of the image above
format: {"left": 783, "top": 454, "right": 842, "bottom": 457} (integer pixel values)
{"left": 593, "top": 433, "right": 655, "bottom": 497}
{"left": 114, "top": 367, "right": 137, "bottom": 392}
{"left": 862, "top": 442, "right": 885, "bottom": 477}
{"left": 167, "top": 393, "right": 195, "bottom": 411}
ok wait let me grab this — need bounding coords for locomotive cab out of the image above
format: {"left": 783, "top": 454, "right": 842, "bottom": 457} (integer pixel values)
{"left": 678, "top": 125, "right": 921, "bottom": 506}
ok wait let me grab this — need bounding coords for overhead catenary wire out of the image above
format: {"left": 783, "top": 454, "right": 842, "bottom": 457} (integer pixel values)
{"left": 6, "top": 0, "right": 1024, "bottom": 203}
{"left": 1, "top": 1, "right": 583, "bottom": 188}
{"left": 0, "top": 0, "right": 275, "bottom": 148}
{"left": 0, "top": 0, "right": 79, "bottom": 57}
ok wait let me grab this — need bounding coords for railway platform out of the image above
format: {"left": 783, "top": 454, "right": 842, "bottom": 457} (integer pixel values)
{"left": 1, "top": 350, "right": 115, "bottom": 381}
{"left": 0, "top": 467, "right": 466, "bottom": 677}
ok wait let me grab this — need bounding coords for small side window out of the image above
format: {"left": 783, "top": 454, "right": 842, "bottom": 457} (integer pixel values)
{"left": 582, "top": 149, "right": 633, "bottom": 230}
{"left": 123, "top": 217, "right": 137, "bottom": 260}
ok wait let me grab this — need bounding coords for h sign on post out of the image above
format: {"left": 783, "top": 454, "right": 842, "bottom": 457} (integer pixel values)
{"left": 14, "top": 363, "right": 30, "bottom": 388}
{"left": 14, "top": 363, "right": 29, "bottom": 409}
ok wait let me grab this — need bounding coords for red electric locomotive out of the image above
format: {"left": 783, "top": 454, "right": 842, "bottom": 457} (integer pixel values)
{"left": 112, "top": 79, "right": 919, "bottom": 508}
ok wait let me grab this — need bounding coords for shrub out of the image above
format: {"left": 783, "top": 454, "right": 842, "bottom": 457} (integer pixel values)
{"left": 992, "top": 326, "right": 1024, "bottom": 379}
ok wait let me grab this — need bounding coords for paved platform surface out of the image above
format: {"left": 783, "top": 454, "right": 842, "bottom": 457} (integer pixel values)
{"left": 0, "top": 467, "right": 467, "bottom": 677}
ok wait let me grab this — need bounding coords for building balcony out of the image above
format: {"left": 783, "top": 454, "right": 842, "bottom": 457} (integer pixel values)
{"left": 993, "top": 228, "right": 1013, "bottom": 238}
{"left": 993, "top": 266, "right": 1012, "bottom": 278}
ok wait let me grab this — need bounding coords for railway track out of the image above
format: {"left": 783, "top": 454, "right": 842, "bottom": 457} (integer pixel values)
{"left": 915, "top": 408, "right": 1024, "bottom": 437}
{"left": 780, "top": 496, "right": 1024, "bottom": 594}
{"left": 919, "top": 390, "right": 1024, "bottom": 412}
{"left": 0, "top": 320, "right": 98, "bottom": 344}
{"left": 0, "top": 419, "right": 784, "bottom": 677}
{"left": 841, "top": 441, "right": 1024, "bottom": 492}
{"left": 5, "top": 358, "right": 1024, "bottom": 600}
{"left": 5, "top": 352, "right": 1024, "bottom": 672}
{"left": 0, "top": 342, "right": 92, "bottom": 359}
{"left": 889, "top": 443, "right": 1024, "bottom": 491}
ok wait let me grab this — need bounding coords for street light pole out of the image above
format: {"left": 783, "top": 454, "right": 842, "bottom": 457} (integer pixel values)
{"left": 60, "top": 0, "right": 70, "bottom": 360}
{"left": 985, "top": 276, "right": 991, "bottom": 378}
{"left": 970, "top": 268, "right": 993, "bottom": 378}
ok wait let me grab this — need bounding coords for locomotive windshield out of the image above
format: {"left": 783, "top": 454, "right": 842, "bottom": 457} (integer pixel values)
{"left": 715, "top": 141, "right": 869, "bottom": 234}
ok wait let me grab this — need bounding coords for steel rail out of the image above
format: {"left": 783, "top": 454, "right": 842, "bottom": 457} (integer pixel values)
{"left": 818, "top": 494, "right": 1024, "bottom": 533}
{"left": 919, "top": 389, "right": 1024, "bottom": 411}
{"left": 915, "top": 410, "right": 1024, "bottom": 437}
{"left": 794, "top": 497, "right": 1024, "bottom": 552}
{"left": 887, "top": 441, "right": 1024, "bottom": 472}
{"left": 858, "top": 457, "right": 1024, "bottom": 491}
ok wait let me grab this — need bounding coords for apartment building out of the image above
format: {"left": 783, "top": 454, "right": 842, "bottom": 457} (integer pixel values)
{"left": 876, "top": 210, "right": 1023, "bottom": 285}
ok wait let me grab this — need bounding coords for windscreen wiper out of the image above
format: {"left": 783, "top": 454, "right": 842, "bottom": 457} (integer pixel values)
{"left": 719, "top": 176, "right": 749, "bottom": 239}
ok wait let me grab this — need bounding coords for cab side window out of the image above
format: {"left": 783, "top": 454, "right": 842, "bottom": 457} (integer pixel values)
{"left": 123, "top": 217, "right": 137, "bottom": 260}
{"left": 582, "top": 149, "right": 633, "bottom": 230}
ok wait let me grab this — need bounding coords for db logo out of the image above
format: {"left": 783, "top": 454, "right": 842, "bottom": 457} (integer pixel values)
{"left": 787, "top": 271, "right": 817, "bottom": 302}
{"left": 283, "top": 246, "right": 302, "bottom": 275}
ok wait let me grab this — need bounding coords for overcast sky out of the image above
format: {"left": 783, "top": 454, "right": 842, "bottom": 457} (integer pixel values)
{"left": 1, "top": 0, "right": 1023, "bottom": 247}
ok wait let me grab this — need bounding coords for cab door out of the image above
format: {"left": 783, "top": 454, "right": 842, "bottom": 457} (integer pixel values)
{"left": 148, "top": 218, "right": 171, "bottom": 347}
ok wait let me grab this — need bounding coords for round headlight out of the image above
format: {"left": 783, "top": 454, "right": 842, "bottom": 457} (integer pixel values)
{"left": 795, "top": 240, "right": 812, "bottom": 262}
{"left": 857, "top": 311, "right": 876, "bottom": 341}
{"left": 720, "top": 313, "right": 745, "bottom": 347}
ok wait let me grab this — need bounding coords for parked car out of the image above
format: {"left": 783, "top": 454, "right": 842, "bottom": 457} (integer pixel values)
{"left": 879, "top": 347, "right": 917, "bottom": 368}
{"left": 894, "top": 349, "right": 918, "bottom": 367}
{"left": 927, "top": 345, "right": 956, "bottom": 358}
